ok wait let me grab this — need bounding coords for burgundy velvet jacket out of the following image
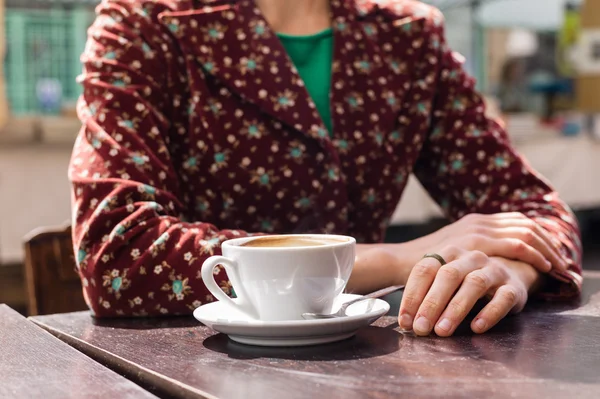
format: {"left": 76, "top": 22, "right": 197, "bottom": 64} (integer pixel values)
{"left": 70, "top": 0, "right": 582, "bottom": 317}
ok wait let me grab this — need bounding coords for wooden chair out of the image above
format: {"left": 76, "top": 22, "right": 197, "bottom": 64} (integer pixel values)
{"left": 23, "top": 224, "right": 88, "bottom": 316}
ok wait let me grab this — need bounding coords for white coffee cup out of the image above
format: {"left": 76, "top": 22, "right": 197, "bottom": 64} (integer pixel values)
{"left": 201, "top": 234, "right": 356, "bottom": 321}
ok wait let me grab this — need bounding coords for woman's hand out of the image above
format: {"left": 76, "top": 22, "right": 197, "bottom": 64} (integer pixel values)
{"left": 398, "top": 248, "right": 543, "bottom": 337}
{"left": 348, "top": 212, "right": 567, "bottom": 305}
{"left": 413, "top": 212, "right": 569, "bottom": 274}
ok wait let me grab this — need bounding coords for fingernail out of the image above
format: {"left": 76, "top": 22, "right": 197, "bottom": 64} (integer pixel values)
{"left": 546, "top": 260, "right": 552, "bottom": 271}
{"left": 474, "top": 318, "right": 487, "bottom": 331}
{"left": 414, "top": 317, "right": 431, "bottom": 333}
{"left": 437, "top": 318, "right": 452, "bottom": 332}
{"left": 400, "top": 313, "right": 413, "bottom": 329}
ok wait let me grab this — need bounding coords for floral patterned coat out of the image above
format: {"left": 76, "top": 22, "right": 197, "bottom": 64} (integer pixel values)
{"left": 70, "top": 0, "right": 582, "bottom": 317}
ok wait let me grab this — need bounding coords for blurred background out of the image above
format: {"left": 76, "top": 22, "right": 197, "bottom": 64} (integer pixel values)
{"left": 0, "top": 0, "right": 599, "bottom": 314}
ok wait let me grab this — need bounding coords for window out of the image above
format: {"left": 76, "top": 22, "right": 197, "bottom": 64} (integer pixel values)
{"left": 4, "top": 7, "right": 94, "bottom": 115}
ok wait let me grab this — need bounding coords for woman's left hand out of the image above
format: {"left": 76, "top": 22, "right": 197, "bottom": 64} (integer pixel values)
{"left": 399, "top": 247, "right": 542, "bottom": 337}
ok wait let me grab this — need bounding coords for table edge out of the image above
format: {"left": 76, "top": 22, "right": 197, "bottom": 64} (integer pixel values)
{"left": 30, "top": 318, "right": 218, "bottom": 399}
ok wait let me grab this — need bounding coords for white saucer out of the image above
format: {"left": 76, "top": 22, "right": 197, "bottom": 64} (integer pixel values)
{"left": 193, "top": 294, "right": 390, "bottom": 347}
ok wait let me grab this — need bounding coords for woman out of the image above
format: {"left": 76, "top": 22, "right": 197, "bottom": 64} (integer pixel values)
{"left": 70, "top": 0, "right": 582, "bottom": 337}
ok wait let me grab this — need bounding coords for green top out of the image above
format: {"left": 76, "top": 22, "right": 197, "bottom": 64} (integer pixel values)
{"left": 277, "top": 28, "right": 334, "bottom": 135}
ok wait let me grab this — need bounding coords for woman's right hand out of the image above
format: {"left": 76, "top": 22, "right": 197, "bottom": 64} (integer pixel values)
{"left": 410, "top": 212, "right": 569, "bottom": 274}
{"left": 398, "top": 250, "right": 538, "bottom": 336}
{"left": 348, "top": 212, "right": 568, "bottom": 296}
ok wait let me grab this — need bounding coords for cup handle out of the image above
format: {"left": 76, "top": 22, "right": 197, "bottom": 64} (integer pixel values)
{"left": 201, "top": 255, "right": 257, "bottom": 319}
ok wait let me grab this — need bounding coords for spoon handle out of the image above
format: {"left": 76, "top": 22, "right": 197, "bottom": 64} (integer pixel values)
{"left": 364, "top": 284, "right": 405, "bottom": 300}
{"left": 340, "top": 284, "right": 405, "bottom": 312}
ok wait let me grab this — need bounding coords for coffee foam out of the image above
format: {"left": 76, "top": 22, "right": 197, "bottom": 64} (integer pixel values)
{"left": 241, "top": 236, "right": 346, "bottom": 248}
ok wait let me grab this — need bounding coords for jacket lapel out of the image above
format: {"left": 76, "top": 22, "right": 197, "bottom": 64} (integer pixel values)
{"left": 328, "top": 0, "right": 416, "bottom": 155}
{"left": 158, "top": 0, "right": 416, "bottom": 150}
{"left": 158, "top": 0, "right": 329, "bottom": 143}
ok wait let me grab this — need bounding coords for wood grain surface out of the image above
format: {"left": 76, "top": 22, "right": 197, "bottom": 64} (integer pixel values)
{"left": 0, "top": 304, "right": 157, "bottom": 399}
{"left": 30, "top": 272, "right": 600, "bottom": 399}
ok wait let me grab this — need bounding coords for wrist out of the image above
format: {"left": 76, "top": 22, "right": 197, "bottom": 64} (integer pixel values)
{"left": 347, "top": 234, "right": 448, "bottom": 293}
{"left": 347, "top": 243, "right": 407, "bottom": 293}
{"left": 492, "top": 257, "right": 545, "bottom": 294}
{"left": 348, "top": 244, "right": 396, "bottom": 293}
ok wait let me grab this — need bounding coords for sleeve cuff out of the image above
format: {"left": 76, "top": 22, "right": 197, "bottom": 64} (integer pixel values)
{"left": 536, "top": 269, "right": 583, "bottom": 301}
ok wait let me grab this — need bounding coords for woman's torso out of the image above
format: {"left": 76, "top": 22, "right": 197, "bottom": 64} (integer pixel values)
{"left": 108, "top": 0, "right": 442, "bottom": 243}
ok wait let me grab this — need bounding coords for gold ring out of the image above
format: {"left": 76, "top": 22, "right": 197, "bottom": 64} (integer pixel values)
{"left": 422, "top": 253, "right": 447, "bottom": 266}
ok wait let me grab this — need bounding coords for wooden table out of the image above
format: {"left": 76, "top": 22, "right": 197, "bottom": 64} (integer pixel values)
{"left": 0, "top": 304, "right": 157, "bottom": 399}
{"left": 31, "top": 272, "right": 600, "bottom": 399}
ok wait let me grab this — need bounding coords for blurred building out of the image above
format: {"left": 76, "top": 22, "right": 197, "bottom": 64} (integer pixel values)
{"left": 0, "top": 0, "right": 7, "bottom": 128}
{"left": 4, "top": 0, "right": 96, "bottom": 116}
{"left": 577, "top": 0, "right": 600, "bottom": 113}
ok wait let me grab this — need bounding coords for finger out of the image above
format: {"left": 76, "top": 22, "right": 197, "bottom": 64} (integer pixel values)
{"left": 464, "top": 212, "right": 526, "bottom": 225}
{"left": 471, "top": 285, "right": 525, "bottom": 334}
{"left": 463, "top": 214, "right": 566, "bottom": 270}
{"left": 487, "top": 218, "right": 568, "bottom": 271}
{"left": 477, "top": 212, "right": 527, "bottom": 221}
{"left": 412, "top": 251, "right": 488, "bottom": 336}
{"left": 491, "top": 216, "right": 558, "bottom": 250}
{"left": 473, "top": 235, "right": 551, "bottom": 274}
{"left": 480, "top": 214, "right": 567, "bottom": 265}
{"left": 495, "top": 227, "right": 566, "bottom": 272}
{"left": 399, "top": 256, "right": 446, "bottom": 331}
{"left": 434, "top": 266, "right": 505, "bottom": 337}
{"left": 529, "top": 223, "right": 570, "bottom": 270}
{"left": 515, "top": 222, "right": 565, "bottom": 269}
{"left": 470, "top": 225, "right": 553, "bottom": 271}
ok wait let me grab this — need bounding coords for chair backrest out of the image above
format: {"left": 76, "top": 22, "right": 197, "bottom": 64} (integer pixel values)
{"left": 23, "top": 224, "right": 88, "bottom": 316}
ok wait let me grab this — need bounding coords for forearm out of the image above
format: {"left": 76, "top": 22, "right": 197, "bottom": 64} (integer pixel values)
{"left": 76, "top": 212, "right": 253, "bottom": 317}
{"left": 71, "top": 174, "right": 258, "bottom": 317}
{"left": 346, "top": 238, "right": 434, "bottom": 294}
{"left": 346, "top": 244, "right": 398, "bottom": 294}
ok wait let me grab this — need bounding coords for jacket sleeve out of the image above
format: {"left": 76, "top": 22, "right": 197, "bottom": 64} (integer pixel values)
{"left": 413, "top": 13, "right": 582, "bottom": 299}
{"left": 70, "top": 0, "right": 253, "bottom": 317}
